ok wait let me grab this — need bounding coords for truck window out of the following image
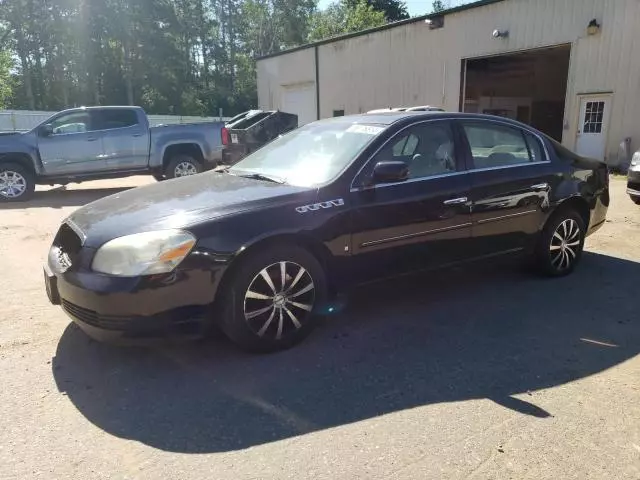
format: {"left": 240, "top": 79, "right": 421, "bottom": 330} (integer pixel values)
{"left": 97, "top": 109, "right": 139, "bottom": 130}
{"left": 49, "top": 112, "right": 93, "bottom": 135}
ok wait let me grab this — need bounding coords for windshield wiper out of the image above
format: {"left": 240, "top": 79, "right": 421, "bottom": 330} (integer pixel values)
{"left": 235, "top": 172, "right": 286, "bottom": 184}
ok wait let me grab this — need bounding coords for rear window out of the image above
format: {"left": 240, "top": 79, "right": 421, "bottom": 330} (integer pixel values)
{"left": 98, "top": 109, "right": 139, "bottom": 130}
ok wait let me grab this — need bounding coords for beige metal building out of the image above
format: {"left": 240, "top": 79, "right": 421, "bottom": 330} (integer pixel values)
{"left": 256, "top": 0, "right": 640, "bottom": 166}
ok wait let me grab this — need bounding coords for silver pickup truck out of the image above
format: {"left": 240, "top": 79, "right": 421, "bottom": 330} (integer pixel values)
{"left": 0, "top": 106, "right": 224, "bottom": 202}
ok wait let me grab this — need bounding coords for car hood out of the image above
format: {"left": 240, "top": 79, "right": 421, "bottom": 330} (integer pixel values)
{"left": 66, "top": 171, "right": 315, "bottom": 247}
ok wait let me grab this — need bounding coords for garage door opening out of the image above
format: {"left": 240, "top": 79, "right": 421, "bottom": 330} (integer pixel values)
{"left": 461, "top": 45, "right": 571, "bottom": 141}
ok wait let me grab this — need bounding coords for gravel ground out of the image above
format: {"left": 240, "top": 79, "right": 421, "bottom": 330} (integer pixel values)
{"left": 1, "top": 176, "right": 639, "bottom": 479}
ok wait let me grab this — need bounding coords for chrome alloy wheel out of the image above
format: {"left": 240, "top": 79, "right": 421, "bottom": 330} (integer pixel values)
{"left": 243, "top": 261, "right": 315, "bottom": 340}
{"left": 0, "top": 170, "right": 27, "bottom": 198}
{"left": 174, "top": 161, "right": 198, "bottom": 177}
{"left": 550, "top": 218, "right": 581, "bottom": 271}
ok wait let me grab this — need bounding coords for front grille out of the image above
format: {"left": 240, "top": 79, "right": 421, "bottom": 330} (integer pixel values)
{"left": 61, "top": 300, "right": 207, "bottom": 334}
{"left": 62, "top": 300, "right": 132, "bottom": 330}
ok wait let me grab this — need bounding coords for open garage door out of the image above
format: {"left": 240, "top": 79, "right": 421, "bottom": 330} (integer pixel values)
{"left": 461, "top": 45, "right": 571, "bottom": 142}
{"left": 280, "top": 83, "right": 317, "bottom": 126}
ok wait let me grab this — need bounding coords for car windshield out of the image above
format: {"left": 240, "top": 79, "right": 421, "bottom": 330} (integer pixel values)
{"left": 228, "top": 119, "right": 385, "bottom": 187}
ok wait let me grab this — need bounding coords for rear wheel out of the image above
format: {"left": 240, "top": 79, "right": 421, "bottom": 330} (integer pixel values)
{"left": 165, "top": 154, "right": 202, "bottom": 179}
{"left": 0, "top": 163, "right": 35, "bottom": 202}
{"left": 534, "top": 209, "right": 586, "bottom": 277}
{"left": 217, "top": 245, "right": 327, "bottom": 353}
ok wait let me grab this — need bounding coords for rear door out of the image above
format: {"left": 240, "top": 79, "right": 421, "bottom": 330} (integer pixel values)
{"left": 37, "top": 110, "right": 107, "bottom": 175}
{"left": 349, "top": 120, "right": 473, "bottom": 281}
{"left": 97, "top": 109, "right": 149, "bottom": 170}
{"left": 459, "top": 119, "right": 556, "bottom": 256}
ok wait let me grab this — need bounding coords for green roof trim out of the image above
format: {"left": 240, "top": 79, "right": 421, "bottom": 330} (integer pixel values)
{"left": 257, "top": 0, "right": 507, "bottom": 61}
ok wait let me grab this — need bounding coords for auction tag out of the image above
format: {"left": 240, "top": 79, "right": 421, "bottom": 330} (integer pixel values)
{"left": 231, "top": 133, "right": 238, "bottom": 144}
{"left": 346, "top": 124, "right": 384, "bottom": 135}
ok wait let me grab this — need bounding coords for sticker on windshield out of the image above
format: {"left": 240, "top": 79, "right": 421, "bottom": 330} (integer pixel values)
{"left": 346, "top": 124, "right": 384, "bottom": 135}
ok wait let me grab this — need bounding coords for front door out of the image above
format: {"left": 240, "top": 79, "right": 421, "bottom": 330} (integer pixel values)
{"left": 349, "top": 120, "right": 473, "bottom": 282}
{"left": 37, "top": 110, "right": 107, "bottom": 175}
{"left": 459, "top": 119, "right": 555, "bottom": 256}
{"left": 575, "top": 95, "right": 611, "bottom": 160}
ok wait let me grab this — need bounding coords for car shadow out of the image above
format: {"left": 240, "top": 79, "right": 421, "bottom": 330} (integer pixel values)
{"left": 1, "top": 187, "right": 131, "bottom": 209}
{"left": 52, "top": 252, "right": 640, "bottom": 453}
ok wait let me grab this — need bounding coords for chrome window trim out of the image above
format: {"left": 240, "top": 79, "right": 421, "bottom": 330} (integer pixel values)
{"left": 349, "top": 117, "right": 552, "bottom": 193}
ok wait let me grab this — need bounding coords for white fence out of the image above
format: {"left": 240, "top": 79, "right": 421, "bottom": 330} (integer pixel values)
{"left": 0, "top": 109, "right": 229, "bottom": 132}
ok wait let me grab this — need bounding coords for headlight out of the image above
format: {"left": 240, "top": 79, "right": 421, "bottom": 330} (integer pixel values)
{"left": 631, "top": 151, "right": 640, "bottom": 167}
{"left": 92, "top": 230, "right": 196, "bottom": 277}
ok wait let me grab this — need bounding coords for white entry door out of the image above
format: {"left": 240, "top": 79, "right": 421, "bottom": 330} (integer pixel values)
{"left": 281, "top": 84, "right": 317, "bottom": 126}
{"left": 575, "top": 95, "right": 611, "bottom": 160}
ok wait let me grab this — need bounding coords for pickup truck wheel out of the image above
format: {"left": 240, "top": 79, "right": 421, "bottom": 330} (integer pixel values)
{"left": 0, "top": 163, "right": 35, "bottom": 202}
{"left": 165, "top": 155, "right": 202, "bottom": 179}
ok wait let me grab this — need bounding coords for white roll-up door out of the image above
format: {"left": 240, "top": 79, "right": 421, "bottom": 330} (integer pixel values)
{"left": 280, "top": 83, "right": 317, "bottom": 126}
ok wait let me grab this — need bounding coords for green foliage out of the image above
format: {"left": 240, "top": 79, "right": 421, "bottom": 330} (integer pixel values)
{"left": 308, "top": 0, "right": 386, "bottom": 42}
{"left": 0, "top": 0, "right": 397, "bottom": 115}
{"left": 432, "top": 0, "right": 446, "bottom": 12}
{"left": 344, "top": 0, "right": 409, "bottom": 22}
{"left": 0, "top": 51, "right": 13, "bottom": 109}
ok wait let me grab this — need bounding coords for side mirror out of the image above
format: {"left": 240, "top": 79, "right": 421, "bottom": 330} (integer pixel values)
{"left": 371, "top": 160, "right": 409, "bottom": 184}
{"left": 39, "top": 124, "right": 53, "bottom": 137}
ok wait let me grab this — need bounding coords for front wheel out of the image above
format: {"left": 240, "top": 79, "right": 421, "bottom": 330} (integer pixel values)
{"left": 217, "top": 245, "right": 328, "bottom": 353}
{"left": 534, "top": 210, "right": 586, "bottom": 277}
{"left": 165, "top": 155, "right": 203, "bottom": 179}
{"left": 0, "top": 163, "right": 35, "bottom": 202}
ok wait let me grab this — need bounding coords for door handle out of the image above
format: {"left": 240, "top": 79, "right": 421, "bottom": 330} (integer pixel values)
{"left": 132, "top": 133, "right": 143, "bottom": 137}
{"left": 87, "top": 137, "right": 98, "bottom": 142}
{"left": 530, "top": 183, "right": 549, "bottom": 191}
{"left": 443, "top": 197, "right": 468, "bottom": 206}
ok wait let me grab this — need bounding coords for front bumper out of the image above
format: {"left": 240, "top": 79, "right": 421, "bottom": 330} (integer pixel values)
{"left": 627, "top": 167, "right": 640, "bottom": 197}
{"left": 44, "top": 258, "right": 226, "bottom": 344}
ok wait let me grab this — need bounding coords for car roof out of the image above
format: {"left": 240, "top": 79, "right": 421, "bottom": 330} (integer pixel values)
{"left": 332, "top": 111, "right": 533, "bottom": 129}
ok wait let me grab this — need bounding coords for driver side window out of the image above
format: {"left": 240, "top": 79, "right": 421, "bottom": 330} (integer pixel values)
{"left": 49, "top": 112, "right": 93, "bottom": 135}
{"left": 375, "top": 122, "right": 458, "bottom": 180}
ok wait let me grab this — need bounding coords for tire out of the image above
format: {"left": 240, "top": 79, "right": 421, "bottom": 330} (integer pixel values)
{"left": 0, "top": 162, "right": 35, "bottom": 202}
{"left": 533, "top": 209, "right": 586, "bottom": 277}
{"left": 164, "top": 155, "right": 203, "bottom": 179}
{"left": 152, "top": 173, "right": 165, "bottom": 182}
{"left": 217, "top": 245, "right": 328, "bottom": 353}
{"left": 630, "top": 195, "right": 640, "bottom": 205}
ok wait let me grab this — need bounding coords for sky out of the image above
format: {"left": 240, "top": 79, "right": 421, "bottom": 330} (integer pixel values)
{"left": 316, "top": 0, "right": 472, "bottom": 17}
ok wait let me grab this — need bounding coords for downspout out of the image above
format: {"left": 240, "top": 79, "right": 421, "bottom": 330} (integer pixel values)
{"left": 315, "top": 46, "right": 320, "bottom": 120}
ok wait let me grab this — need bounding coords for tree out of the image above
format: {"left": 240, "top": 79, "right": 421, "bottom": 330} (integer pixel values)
{"left": 0, "top": 50, "right": 13, "bottom": 108}
{"left": 432, "top": 0, "right": 446, "bottom": 12}
{"left": 345, "top": 0, "right": 408, "bottom": 22}
{"left": 308, "top": 0, "right": 386, "bottom": 42}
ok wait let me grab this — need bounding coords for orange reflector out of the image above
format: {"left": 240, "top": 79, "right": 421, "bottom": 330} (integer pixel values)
{"left": 159, "top": 241, "right": 195, "bottom": 262}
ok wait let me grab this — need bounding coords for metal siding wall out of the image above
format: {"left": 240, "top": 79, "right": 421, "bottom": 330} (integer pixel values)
{"left": 258, "top": 0, "right": 640, "bottom": 161}
{"left": 256, "top": 49, "right": 316, "bottom": 119}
